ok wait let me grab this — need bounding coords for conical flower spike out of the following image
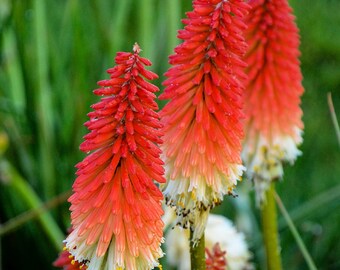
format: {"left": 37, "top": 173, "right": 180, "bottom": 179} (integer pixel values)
{"left": 65, "top": 43, "right": 165, "bottom": 270}
{"left": 160, "top": 0, "right": 250, "bottom": 242}
{"left": 243, "top": 0, "right": 304, "bottom": 204}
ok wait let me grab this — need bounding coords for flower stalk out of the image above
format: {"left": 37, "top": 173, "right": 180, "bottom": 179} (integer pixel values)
{"left": 261, "top": 182, "right": 282, "bottom": 270}
{"left": 190, "top": 231, "right": 206, "bottom": 270}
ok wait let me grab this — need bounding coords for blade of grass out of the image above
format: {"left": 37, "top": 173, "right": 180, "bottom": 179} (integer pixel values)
{"left": 327, "top": 92, "right": 340, "bottom": 148}
{"left": 150, "top": 0, "right": 175, "bottom": 95}
{"left": 152, "top": 0, "right": 181, "bottom": 87}
{"left": 2, "top": 28, "right": 26, "bottom": 113}
{"left": 0, "top": 189, "right": 71, "bottom": 236}
{"left": 279, "top": 184, "right": 340, "bottom": 228}
{"left": 48, "top": 1, "right": 76, "bottom": 149}
{"left": 151, "top": 0, "right": 168, "bottom": 76}
{"left": 137, "top": 0, "right": 154, "bottom": 58}
{"left": 1, "top": 117, "right": 35, "bottom": 184}
{"left": 33, "top": 0, "right": 56, "bottom": 199}
{"left": 1, "top": 25, "right": 35, "bottom": 183}
{"left": 0, "top": 160, "right": 64, "bottom": 251}
{"left": 90, "top": 1, "right": 112, "bottom": 55}
{"left": 63, "top": 0, "right": 93, "bottom": 147}
{"left": 274, "top": 191, "right": 318, "bottom": 270}
{"left": 165, "top": 0, "right": 181, "bottom": 55}
{"left": 109, "top": 0, "right": 132, "bottom": 55}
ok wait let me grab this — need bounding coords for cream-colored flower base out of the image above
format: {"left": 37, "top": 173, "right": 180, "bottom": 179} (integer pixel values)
{"left": 65, "top": 228, "right": 163, "bottom": 270}
{"left": 243, "top": 128, "right": 302, "bottom": 205}
{"left": 162, "top": 163, "right": 244, "bottom": 243}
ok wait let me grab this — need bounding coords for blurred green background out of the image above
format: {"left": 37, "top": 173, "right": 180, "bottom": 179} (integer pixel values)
{"left": 0, "top": 0, "right": 339, "bottom": 269}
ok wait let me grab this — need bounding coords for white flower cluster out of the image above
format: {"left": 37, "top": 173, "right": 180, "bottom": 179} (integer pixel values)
{"left": 164, "top": 211, "right": 253, "bottom": 270}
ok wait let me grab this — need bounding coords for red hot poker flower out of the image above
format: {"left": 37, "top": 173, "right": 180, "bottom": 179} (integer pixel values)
{"left": 206, "top": 243, "right": 227, "bottom": 270}
{"left": 65, "top": 43, "right": 165, "bottom": 270}
{"left": 160, "top": 0, "right": 250, "bottom": 242}
{"left": 243, "top": 0, "right": 304, "bottom": 204}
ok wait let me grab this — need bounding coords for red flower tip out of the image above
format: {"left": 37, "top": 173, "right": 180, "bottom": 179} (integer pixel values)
{"left": 206, "top": 243, "right": 228, "bottom": 270}
{"left": 160, "top": 0, "right": 250, "bottom": 242}
{"left": 65, "top": 44, "right": 164, "bottom": 269}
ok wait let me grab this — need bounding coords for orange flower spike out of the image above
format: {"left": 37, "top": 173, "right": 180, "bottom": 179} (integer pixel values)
{"left": 243, "top": 0, "right": 304, "bottom": 204}
{"left": 160, "top": 0, "right": 250, "bottom": 242}
{"left": 65, "top": 43, "right": 165, "bottom": 270}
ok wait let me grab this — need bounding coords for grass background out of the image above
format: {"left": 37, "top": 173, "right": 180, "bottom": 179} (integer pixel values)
{"left": 0, "top": 0, "right": 339, "bottom": 269}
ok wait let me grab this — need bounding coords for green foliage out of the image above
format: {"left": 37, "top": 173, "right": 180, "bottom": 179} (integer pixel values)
{"left": 0, "top": 0, "right": 339, "bottom": 269}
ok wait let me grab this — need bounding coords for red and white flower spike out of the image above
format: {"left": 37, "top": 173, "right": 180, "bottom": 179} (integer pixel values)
{"left": 160, "top": 0, "right": 250, "bottom": 242}
{"left": 243, "top": 0, "right": 304, "bottom": 204}
{"left": 65, "top": 43, "right": 165, "bottom": 270}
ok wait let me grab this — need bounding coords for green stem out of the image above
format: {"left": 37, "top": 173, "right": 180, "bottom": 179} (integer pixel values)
{"left": 190, "top": 231, "right": 206, "bottom": 270}
{"left": 274, "top": 192, "right": 318, "bottom": 270}
{"left": 261, "top": 182, "right": 282, "bottom": 270}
